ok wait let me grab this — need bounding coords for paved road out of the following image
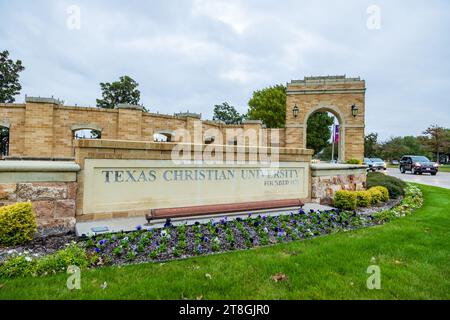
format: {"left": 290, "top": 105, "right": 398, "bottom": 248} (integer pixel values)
{"left": 386, "top": 168, "right": 450, "bottom": 189}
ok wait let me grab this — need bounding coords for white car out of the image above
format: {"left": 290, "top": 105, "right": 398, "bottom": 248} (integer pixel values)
{"left": 369, "top": 158, "right": 387, "bottom": 171}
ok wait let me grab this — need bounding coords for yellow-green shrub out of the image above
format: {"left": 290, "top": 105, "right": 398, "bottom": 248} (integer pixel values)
{"left": 346, "top": 159, "right": 363, "bottom": 165}
{"left": 368, "top": 188, "right": 383, "bottom": 204}
{"left": 333, "top": 190, "right": 357, "bottom": 210}
{"left": 371, "top": 186, "right": 389, "bottom": 202}
{"left": 356, "top": 191, "right": 372, "bottom": 207}
{"left": 0, "top": 202, "right": 37, "bottom": 246}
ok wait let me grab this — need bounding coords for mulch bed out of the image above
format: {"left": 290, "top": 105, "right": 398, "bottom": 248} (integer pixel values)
{"left": 0, "top": 198, "right": 403, "bottom": 265}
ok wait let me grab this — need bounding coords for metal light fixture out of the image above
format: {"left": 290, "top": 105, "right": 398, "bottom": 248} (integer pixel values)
{"left": 293, "top": 105, "right": 299, "bottom": 118}
{"left": 351, "top": 104, "right": 359, "bottom": 118}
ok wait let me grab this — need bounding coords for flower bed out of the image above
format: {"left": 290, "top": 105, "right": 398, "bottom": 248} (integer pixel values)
{"left": 0, "top": 184, "right": 424, "bottom": 278}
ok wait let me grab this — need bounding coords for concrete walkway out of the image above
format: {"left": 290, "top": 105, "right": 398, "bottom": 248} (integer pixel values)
{"left": 75, "top": 203, "right": 333, "bottom": 236}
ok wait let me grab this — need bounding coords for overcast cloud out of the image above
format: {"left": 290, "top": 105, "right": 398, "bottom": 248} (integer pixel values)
{"left": 1, "top": 0, "right": 449, "bottom": 140}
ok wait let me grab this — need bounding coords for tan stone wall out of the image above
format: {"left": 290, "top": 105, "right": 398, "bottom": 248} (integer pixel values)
{"left": 1, "top": 101, "right": 281, "bottom": 159}
{"left": 0, "top": 103, "right": 26, "bottom": 156}
{"left": 0, "top": 75, "right": 365, "bottom": 162}
{"left": 311, "top": 172, "right": 366, "bottom": 205}
{"left": 0, "top": 181, "right": 77, "bottom": 230}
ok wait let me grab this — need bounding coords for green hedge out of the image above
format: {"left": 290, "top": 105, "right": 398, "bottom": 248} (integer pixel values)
{"left": 0, "top": 202, "right": 37, "bottom": 246}
{"left": 368, "top": 187, "right": 383, "bottom": 204}
{"left": 334, "top": 190, "right": 357, "bottom": 210}
{"left": 367, "top": 172, "right": 406, "bottom": 198}
{"left": 371, "top": 186, "right": 389, "bottom": 202}
{"left": 356, "top": 191, "right": 372, "bottom": 207}
{"left": 346, "top": 159, "right": 363, "bottom": 165}
{"left": 335, "top": 186, "right": 390, "bottom": 209}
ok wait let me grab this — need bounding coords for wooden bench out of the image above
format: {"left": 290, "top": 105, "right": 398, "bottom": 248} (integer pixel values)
{"left": 145, "top": 198, "right": 304, "bottom": 222}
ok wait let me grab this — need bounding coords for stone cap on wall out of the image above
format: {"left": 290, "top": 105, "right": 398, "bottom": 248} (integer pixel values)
{"left": 289, "top": 75, "right": 364, "bottom": 85}
{"left": 174, "top": 111, "right": 202, "bottom": 119}
{"left": 74, "top": 138, "right": 314, "bottom": 156}
{"left": 25, "top": 96, "right": 64, "bottom": 105}
{"left": 0, "top": 161, "right": 80, "bottom": 183}
{"left": 310, "top": 163, "right": 367, "bottom": 177}
{"left": 242, "top": 120, "right": 263, "bottom": 125}
{"left": 0, "top": 161, "right": 80, "bottom": 172}
{"left": 115, "top": 103, "right": 144, "bottom": 111}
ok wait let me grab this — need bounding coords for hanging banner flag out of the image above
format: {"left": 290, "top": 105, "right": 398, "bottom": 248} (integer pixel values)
{"left": 334, "top": 125, "right": 340, "bottom": 143}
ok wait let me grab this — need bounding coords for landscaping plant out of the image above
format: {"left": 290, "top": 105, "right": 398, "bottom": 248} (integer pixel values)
{"left": 0, "top": 183, "right": 423, "bottom": 279}
{"left": 0, "top": 202, "right": 37, "bottom": 246}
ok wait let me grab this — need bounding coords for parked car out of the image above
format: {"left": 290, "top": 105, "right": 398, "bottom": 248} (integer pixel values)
{"left": 399, "top": 155, "right": 439, "bottom": 175}
{"left": 391, "top": 159, "right": 399, "bottom": 165}
{"left": 369, "top": 158, "right": 387, "bottom": 171}
{"left": 363, "top": 158, "right": 375, "bottom": 172}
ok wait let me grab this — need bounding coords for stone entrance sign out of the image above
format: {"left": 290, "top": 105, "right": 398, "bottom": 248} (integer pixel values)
{"left": 83, "top": 159, "right": 309, "bottom": 215}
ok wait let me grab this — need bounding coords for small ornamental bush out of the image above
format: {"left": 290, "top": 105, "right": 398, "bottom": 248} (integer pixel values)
{"left": 373, "top": 184, "right": 423, "bottom": 222}
{"left": 356, "top": 191, "right": 372, "bottom": 207}
{"left": 36, "top": 243, "right": 88, "bottom": 275}
{"left": 367, "top": 172, "right": 406, "bottom": 198}
{"left": 0, "top": 202, "right": 37, "bottom": 246}
{"left": 0, "top": 255, "right": 37, "bottom": 278}
{"left": 0, "top": 243, "right": 89, "bottom": 278}
{"left": 346, "top": 159, "right": 363, "bottom": 165}
{"left": 334, "top": 190, "right": 357, "bottom": 210}
{"left": 368, "top": 187, "right": 383, "bottom": 204}
{"left": 371, "top": 186, "right": 389, "bottom": 202}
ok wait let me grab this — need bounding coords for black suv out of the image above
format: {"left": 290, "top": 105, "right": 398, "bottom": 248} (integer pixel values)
{"left": 399, "top": 155, "right": 439, "bottom": 175}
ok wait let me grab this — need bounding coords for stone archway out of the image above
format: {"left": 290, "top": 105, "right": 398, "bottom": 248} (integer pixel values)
{"left": 285, "top": 75, "right": 366, "bottom": 162}
{"left": 302, "top": 104, "right": 345, "bottom": 163}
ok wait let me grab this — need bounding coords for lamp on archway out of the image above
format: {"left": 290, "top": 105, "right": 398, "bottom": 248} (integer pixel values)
{"left": 351, "top": 104, "right": 359, "bottom": 118}
{"left": 292, "top": 105, "right": 299, "bottom": 118}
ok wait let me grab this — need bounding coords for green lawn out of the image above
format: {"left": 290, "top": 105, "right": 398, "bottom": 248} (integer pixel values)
{"left": 0, "top": 184, "right": 449, "bottom": 300}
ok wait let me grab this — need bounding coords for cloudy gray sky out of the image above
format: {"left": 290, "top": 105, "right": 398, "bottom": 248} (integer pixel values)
{"left": 1, "top": 0, "right": 449, "bottom": 140}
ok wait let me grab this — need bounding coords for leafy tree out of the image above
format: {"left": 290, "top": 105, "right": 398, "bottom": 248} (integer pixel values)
{"left": 0, "top": 50, "right": 25, "bottom": 103}
{"left": 246, "top": 84, "right": 334, "bottom": 153}
{"left": 316, "top": 143, "right": 334, "bottom": 161}
{"left": 306, "top": 112, "right": 334, "bottom": 155}
{"left": 364, "top": 132, "right": 380, "bottom": 157}
{"left": 247, "top": 84, "right": 286, "bottom": 128}
{"left": 380, "top": 137, "right": 409, "bottom": 161}
{"left": 213, "top": 102, "right": 245, "bottom": 124}
{"left": 96, "top": 75, "right": 141, "bottom": 109}
{"left": 420, "top": 125, "right": 450, "bottom": 162}
{"left": 380, "top": 136, "right": 430, "bottom": 161}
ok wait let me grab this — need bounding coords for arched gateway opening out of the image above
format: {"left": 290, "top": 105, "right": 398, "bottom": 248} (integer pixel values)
{"left": 0, "top": 124, "right": 9, "bottom": 159}
{"left": 285, "top": 76, "right": 366, "bottom": 162}
{"left": 304, "top": 106, "right": 345, "bottom": 163}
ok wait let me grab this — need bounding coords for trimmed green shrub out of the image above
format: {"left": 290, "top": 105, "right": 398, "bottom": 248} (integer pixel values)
{"left": 367, "top": 172, "right": 406, "bottom": 198}
{"left": 368, "top": 187, "right": 383, "bottom": 204}
{"left": 356, "top": 191, "right": 372, "bottom": 207}
{"left": 346, "top": 159, "right": 363, "bottom": 165}
{"left": 334, "top": 190, "right": 357, "bottom": 210}
{"left": 371, "top": 186, "right": 389, "bottom": 202}
{"left": 0, "top": 202, "right": 37, "bottom": 246}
